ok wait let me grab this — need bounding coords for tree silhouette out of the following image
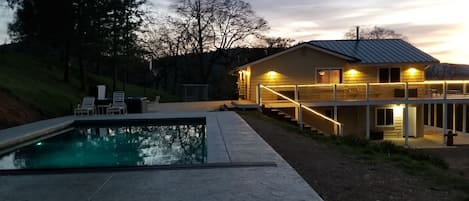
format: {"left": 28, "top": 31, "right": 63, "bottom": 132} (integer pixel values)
{"left": 344, "top": 26, "right": 406, "bottom": 40}
{"left": 6, "top": 0, "right": 147, "bottom": 91}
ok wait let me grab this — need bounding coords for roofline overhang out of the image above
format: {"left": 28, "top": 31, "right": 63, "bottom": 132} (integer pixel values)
{"left": 349, "top": 61, "right": 440, "bottom": 67}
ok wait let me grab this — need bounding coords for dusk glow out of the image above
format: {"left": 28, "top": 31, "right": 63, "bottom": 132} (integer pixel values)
{"left": 1, "top": 0, "right": 468, "bottom": 63}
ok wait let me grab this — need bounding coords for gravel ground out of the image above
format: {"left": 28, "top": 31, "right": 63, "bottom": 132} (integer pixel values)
{"left": 239, "top": 112, "right": 466, "bottom": 201}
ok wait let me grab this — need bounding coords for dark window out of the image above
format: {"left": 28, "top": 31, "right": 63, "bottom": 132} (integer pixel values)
{"left": 376, "top": 108, "right": 393, "bottom": 126}
{"left": 377, "top": 109, "right": 385, "bottom": 125}
{"left": 379, "top": 68, "right": 389, "bottom": 83}
{"left": 386, "top": 109, "right": 394, "bottom": 125}
{"left": 379, "top": 68, "right": 400, "bottom": 83}
{"left": 390, "top": 68, "right": 400, "bottom": 82}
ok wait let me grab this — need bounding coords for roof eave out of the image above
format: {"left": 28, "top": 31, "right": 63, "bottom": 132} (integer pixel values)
{"left": 351, "top": 60, "right": 440, "bottom": 66}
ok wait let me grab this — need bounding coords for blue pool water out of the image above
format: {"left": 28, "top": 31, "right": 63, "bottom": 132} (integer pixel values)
{"left": 0, "top": 118, "right": 207, "bottom": 170}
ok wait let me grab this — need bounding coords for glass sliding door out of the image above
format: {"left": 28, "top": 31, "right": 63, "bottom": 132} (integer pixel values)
{"left": 317, "top": 69, "right": 342, "bottom": 84}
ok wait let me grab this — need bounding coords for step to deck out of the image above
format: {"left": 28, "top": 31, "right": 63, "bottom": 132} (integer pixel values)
{"left": 263, "top": 107, "right": 321, "bottom": 133}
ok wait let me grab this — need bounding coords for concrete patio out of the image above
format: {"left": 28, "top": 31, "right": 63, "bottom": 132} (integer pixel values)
{"left": 0, "top": 112, "right": 323, "bottom": 201}
{"left": 385, "top": 127, "right": 469, "bottom": 148}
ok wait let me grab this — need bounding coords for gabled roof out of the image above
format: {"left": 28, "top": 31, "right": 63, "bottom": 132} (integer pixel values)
{"left": 309, "top": 39, "right": 439, "bottom": 64}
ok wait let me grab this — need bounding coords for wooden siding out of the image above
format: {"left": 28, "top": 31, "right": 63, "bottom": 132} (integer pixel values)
{"left": 248, "top": 46, "right": 349, "bottom": 102}
{"left": 245, "top": 46, "right": 428, "bottom": 102}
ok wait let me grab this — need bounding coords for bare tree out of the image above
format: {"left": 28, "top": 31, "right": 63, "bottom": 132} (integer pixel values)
{"left": 344, "top": 26, "right": 406, "bottom": 40}
{"left": 209, "top": 0, "right": 268, "bottom": 49}
{"left": 260, "top": 36, "right": 295, "bottom": 48}
{"left": 171, "top": 0, "right": 268, "bottom": 81}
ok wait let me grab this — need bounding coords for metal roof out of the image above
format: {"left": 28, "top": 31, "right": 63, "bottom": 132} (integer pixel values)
{"left": 309, "top": 39, "right": 439, "bottom": 64}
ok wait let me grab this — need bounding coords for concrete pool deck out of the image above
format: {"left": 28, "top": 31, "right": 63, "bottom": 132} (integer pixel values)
{"left": 0, "top": 112, "right": 323, "bottom": 201}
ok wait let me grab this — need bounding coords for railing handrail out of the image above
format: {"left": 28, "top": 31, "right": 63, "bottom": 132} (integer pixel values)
{"left": 264, "top": 80, "right": 469, "bottom": 88}
{"left": 259, "top": 84, "right": 343, "bottom": 136}
{"left": 263, "top": 80, "right": 469, "bottom": 101}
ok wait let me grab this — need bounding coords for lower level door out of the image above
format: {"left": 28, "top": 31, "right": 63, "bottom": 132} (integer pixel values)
{"left": 407, "top": 106, "right": 417, "bottom": 137}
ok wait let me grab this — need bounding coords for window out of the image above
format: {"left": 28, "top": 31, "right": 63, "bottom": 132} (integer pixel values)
{"left": 379, "top": 68, "right": 400, "bottom": 83}
{"left": 376, "top": 108, "right": 393, "bottom": 126}
{"left": 317, "top": 69, "right": 342, "bottom": 84}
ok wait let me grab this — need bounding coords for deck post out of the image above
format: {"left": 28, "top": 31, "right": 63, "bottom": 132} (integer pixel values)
{"left": 299, "top": 104, "right": 303, "bottom": 130}
{"left": 405, "top": 82, "right": 409, "bottom": 100}
{"left": 463, "top": 104, "right": 467, "bottom": 134}
{"left": 434, "top": 103, "right": 437, "bottom": 131}
{"left": 366, "top": 83, "right": 370, "bottom": 101}
{"left": 427, "top": 104, "right": 431, "bottom": 127}
{"left": 295, "top": 85, "right": 299, "bottom": 120}
{"left": 404, "top": 104, "right": 409, "bottom": 147}
{"left": 464, "top": 82, "right": 467, "bottom": 96}
{"left": 453, "top": 104, "right": 457, "bottom": 133}
{"left": 257, "top": 83, "right": 261, "bottom": 105}
{"left": 333, "top": 84, "right": 337, "bottom": 101}
{"left": 334, "top": 105, "right": 338, "bottom": 134}
{"left": 443, "top": 81, "right": 447, "bottom": 100}
{"left": 366, "top": 105, "right": 370, "bottom": 139}
{"left": 443, "top": 103, "right": 447, "bottom": 144}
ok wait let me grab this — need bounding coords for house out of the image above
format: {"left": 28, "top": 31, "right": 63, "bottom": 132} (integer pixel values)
{"left": 234, "top": 39, "right": 469, "bottom": 145}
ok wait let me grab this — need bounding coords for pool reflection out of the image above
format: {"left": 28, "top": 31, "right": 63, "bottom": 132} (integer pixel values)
{"left": 0, "top": 123, "right": 206, "bottom": 170}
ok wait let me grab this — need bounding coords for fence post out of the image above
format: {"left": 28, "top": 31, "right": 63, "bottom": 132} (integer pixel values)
{"left": 299, "top": 104, "right": 303, "bottom": 130}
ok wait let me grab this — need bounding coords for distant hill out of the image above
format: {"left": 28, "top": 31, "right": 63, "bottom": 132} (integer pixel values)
{"left": 426, "top": 63, "right": 469, "bottom": 80}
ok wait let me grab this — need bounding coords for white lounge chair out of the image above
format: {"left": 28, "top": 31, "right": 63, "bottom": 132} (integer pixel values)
{"left": 74, "top": 97, "right": 96, "bottom": 115}
{"left": 107, "top": 91, "right": 127, "bottom": 114}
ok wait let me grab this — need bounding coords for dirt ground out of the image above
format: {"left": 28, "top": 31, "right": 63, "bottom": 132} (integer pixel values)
{"left": 239, "top": 112, "right": 466, "bottom": 201}
{"left": 425, "top": 146, "right": 469, "bottom": 180}
{"left": 0, "top": 90, "right": 42, "bottom": 129}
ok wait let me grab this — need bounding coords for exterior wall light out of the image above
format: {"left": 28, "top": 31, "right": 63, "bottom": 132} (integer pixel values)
{"left": 267, "top": 71, "right": 278, "bottom": 79}
{"left": 408, "top": 67, "right": 417, "bottom": 75}
{"left": 349, "top": 69, "right": 358, "bottom": 76}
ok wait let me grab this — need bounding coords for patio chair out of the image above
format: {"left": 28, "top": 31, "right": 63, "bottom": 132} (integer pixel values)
{"left": 74, "top": 97, "right": 96, "bottom": 115}
{"left": 107, "top": 91, "right": 127, "bottom": 114}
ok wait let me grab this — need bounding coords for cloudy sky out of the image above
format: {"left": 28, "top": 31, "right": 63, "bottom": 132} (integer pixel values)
{"left": 1, "top": 0, "right": 468, "bottom": 64}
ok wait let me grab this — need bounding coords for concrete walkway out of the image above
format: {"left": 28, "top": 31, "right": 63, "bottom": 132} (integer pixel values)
{"left": 147, "top": 100, "right": 232, "bottom": 112}
{"left": 0, "top": 112, "right": 323, "bottom": 201}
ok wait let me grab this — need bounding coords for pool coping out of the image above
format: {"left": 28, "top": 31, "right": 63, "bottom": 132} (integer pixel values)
{"left": 0, "top": 113, "right": 233, "bottom": 165}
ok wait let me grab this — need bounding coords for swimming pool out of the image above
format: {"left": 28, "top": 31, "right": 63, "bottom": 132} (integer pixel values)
{"left": 0, "top": 118, "right": 207, "bottom": 170}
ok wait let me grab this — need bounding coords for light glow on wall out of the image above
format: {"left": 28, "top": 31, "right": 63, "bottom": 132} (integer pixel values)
{"left": 392, "top": 105, "right": 403, "bottom": 126}
{"left": 407, "top": 67, "right": 417, "bottom": 75}
{"left": 267, "top": 71, "right": 278, "bottom": 79}
{"left": 348, "top": 69, "right": 358, "bottom": 76}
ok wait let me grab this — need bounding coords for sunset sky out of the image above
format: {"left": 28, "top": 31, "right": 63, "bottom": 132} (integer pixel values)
{"left": 1, "top": 0, "right": 468, "bottom": 64}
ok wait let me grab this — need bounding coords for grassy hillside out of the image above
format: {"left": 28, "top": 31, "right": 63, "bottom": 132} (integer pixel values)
{"left": 0, "top": 48, "right": 178, "bottom": 119}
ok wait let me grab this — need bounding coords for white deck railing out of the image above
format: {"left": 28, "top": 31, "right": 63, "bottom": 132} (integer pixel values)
{"left": 259, "top": 80, "right": 469, "bottom": 103}
{"left": 259, "top": 84, "right": 343, "bottom": 136}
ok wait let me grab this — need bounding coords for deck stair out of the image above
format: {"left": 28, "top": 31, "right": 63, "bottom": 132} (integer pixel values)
{"left": 223, "top": 100, "right": 260, "bottom": 111}
{"left": 263, "top": 106, "right": 319, "bottom": 133}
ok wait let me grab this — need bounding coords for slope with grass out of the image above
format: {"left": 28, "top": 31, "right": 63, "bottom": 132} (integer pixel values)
{"left": 0, "top": 46, "right": 178, "bottom": 128}
{"left": 238, "top": 111, "right": 469, "bottom": 201}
